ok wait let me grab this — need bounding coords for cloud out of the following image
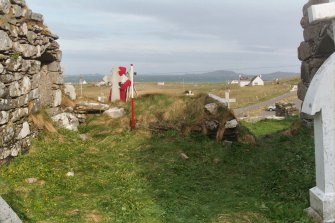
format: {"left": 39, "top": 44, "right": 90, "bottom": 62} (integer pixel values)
{"left": 27, "top": 0, "right": 305, "bottom": 75}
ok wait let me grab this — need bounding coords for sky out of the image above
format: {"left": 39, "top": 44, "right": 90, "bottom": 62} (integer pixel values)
{"left": 27, "top": 0, "right": 306, "bottom": 76}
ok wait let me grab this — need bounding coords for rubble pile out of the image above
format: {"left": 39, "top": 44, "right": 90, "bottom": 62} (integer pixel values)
{"left": 275, "top": 103, "right": 297, "bottom": 117}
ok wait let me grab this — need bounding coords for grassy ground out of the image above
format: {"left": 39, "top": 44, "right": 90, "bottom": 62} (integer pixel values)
{"left": 0, "top": 94, "right": 314, "bottom": 223}
{"left": 75, "top": 77, "right": 299, "bottom": 109}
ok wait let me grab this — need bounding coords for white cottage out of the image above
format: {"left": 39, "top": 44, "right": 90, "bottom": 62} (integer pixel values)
{"left": 249, "top": 75, "right": 264, "bottom": 86}
{"left": 239, "top": 75, "right": 251, "bottom": 87}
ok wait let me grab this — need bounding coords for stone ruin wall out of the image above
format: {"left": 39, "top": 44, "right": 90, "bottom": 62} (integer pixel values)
{"left": 0, "top": 0, "right": 63, "bottom": 161}
{"left": 298, "top": 0, "right": 335, "bottom": 121}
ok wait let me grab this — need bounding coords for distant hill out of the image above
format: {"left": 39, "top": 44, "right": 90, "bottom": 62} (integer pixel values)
{"left": 64, "top": 70, "right": 299, "bottom": 84}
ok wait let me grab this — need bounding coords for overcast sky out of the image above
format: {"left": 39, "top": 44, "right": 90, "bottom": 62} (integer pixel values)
{"left": 28, "top": 0, "right": 306, "bottom": 75}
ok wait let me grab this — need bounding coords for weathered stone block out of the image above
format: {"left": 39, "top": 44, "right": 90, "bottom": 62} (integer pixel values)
{"left": 9, "top": 81, "right": 21, "bottom": 97}
{"left": 11, "top": 108, "right": 28, "bottom": 122}
{"left": 47, "top": 61, "right": 60, "bottom": 72}
{"left": 0, "top": 81, "right": 6, "bottom": 98}
{"left": 298, "top": 42, "right": 313, "bottom": 61}
{"left": 17, "top": 121, "right": 30, "bottom": 139}
{"left": 0, "top": 111, "right": 9, "bottom": 125}
{"left": 0, "top": 30, "right": 13, "bottom": 51}
{"left": 21, "top": 76, "right": 31, "bottom": 94}
{"left": 0, "top": 0, "right": 10, "bottom": 15}
{"left": 11, "top": 4, "right": 23, "bottom": 18}
{"left": 30, "top": 12, "right": 43, "bottom": 22}
{"left": 298, "top": 82, "right": 308, "bottom": 101}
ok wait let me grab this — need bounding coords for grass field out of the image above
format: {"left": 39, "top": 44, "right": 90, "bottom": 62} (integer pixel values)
{"left": 0, "top": 94, "right": 314, "bottom": 223}
{"left": 74, "top": 78, "right": 299, "bottom": 109}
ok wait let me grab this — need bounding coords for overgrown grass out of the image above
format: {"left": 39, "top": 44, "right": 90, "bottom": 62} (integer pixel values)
{"left": 0, "top": 95, "right": 314, "bottom": 222}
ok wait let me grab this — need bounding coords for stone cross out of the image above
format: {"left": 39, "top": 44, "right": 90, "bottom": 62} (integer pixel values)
{"left": 302, "top": 1, "right": 335, "bottom": 221}
{"left": 225, "top": 91, "right": 236, "bottom": 109}
{"left": 208, "top": 91, "right": 236, "bottom": 108}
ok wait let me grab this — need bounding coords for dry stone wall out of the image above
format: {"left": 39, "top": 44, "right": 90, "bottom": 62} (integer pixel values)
{"left": 0, "top": 0, "right": 63, "bottom": 161}
{"left": 298, "top": 0, "right": 335, "bottom": 121}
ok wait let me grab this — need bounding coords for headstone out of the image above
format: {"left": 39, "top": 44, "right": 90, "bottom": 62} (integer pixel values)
{"left": 302, "top": 2, "right": 335, "bottom": 221}
{"left": 111, "top": 67, "right": 121, "bottom": 102}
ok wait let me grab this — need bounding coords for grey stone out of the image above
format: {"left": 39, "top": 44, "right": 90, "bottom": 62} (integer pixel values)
{"left": 0, "top": 30, "right": 13, "bottom": 51}
{"left": 11, "top": 108, "right": 28, "bottom": 122}
{"left": 224, "top": 119, "right": 238, "bottom": 129}
{"left": 0, "top": 63, "right": 4, "bottom": 74}
{"left": 303, "top": 24, "right": 323, "bottom": 42}
{"left": 17, "top": 122, "right": 30, "bottom": 139}
{"left": 79, "top": 134, "right": 88, "bottom": 141}
{"left": 0, "top": 81, "right": 6, "bottom": 97}
{"left": 63, "top": 84, "right": 76, "bottom": 100}
{"left": 309, "top": 58, "right": 326, "bottom": 69}
{"left": 25, "top": 178, "right": 37, "bottom": 184}
{"left": 31, "top": 72, "right": 40, "bottom": 89}
{"left": 0, "top": 111, "right": 9, "bottom": 125}
{"left": 47, "top": 61, "right": 60, "bottom": 72}
{"left": 0, "top": 125, "right": 14, "bottom": 145}
{"left": 10, "top": 142, "right": 20, "bottom": 156}
{"left": 30, "top": 12, "right": 43, "bottom": 22}
{"left": 11, "top": 4, "right": 23, "bottom": 18}
{"left": 28, "top": 88, "right": 39, "bottom": 100}
{"left": 0, "top": 99, "right": 11, "bottom": 110}
{"left": 298, "top": 42, "right": 312, "bottom": 61}
{"left": 298, "top": 82, "right": 308, "bottom": 101}
{"left": 51, "top": 113, "right": 79, "bottom": 131}
{"left": 103, "top": 107, "right": 125, "bottom": 119}
{"left": 75, "top": 102, "right": 110, "bottom": 113}
{"left": 13, "top": 42, "right": 38, "bottom": 58}
{"left": 21, "top": 76, "right": 31, "bottom": 94}
{"left": 20, "top": 23, "right": 28, "bottom": 36}
{"left": 0, "top": 0, "right": 10, "bottom": 15}
{"left": 5, "top": 58, "right": 21, "bottom": 72}
{"left": 0, "top": 196, "right": 22, "bottom": 223}
{"left": 26, "top": 31, "right": 37, "bottom": 45}
{"left": 9, "top": 81, "right": 21, "bottom": 97}
{"left": 205, "top": 120, "right": 219, "bottom": 131}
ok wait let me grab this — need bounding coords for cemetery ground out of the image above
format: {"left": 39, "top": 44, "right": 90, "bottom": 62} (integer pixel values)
{"left": 75, "top": 77, "right": 299, "bottom": 110}
{"left": 0, "top": 93, "right": 315, "bottom": 222}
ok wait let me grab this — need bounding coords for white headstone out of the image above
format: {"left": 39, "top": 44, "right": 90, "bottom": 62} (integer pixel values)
{"left": 111, "top": 67, "right": 121, "bottom": 102}
{"left": 302, "top": 2, "right": 335, "bottom": 221}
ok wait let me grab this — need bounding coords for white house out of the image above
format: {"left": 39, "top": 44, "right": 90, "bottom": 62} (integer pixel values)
{"left": 230, "top": 80, "right": 239, "bottom": 85}
{"left": 249, "top": 75, "right": 264, "bottom": 86}
{"left": 239, "top": 75, "right": 251, "bottom": 87}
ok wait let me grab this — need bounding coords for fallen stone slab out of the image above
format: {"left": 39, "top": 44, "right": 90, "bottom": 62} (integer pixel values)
{"left": 103, "top": 107, "right": 125, "bottom": 119}
{"left": 74, "top": 102, "right": 109, "bottom": 114}
{"left": 0, "top": 196, "right": 22, "bottom": 223}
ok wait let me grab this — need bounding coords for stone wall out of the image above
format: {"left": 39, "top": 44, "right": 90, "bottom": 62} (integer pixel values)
{"left": 0, "top": 0, "right": 63, "bottom": 161}
{"left": 298, "top": 0, "right": 335, "bottom": 121}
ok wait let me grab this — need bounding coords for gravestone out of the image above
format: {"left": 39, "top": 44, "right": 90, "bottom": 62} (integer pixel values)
{"left": 302, "top": 1, "right": 335, "bottom": 221}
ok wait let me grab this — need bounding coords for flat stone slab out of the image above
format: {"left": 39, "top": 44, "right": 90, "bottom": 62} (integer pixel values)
{"left": 0, "top": 196, "right": 22, "bottom": 223}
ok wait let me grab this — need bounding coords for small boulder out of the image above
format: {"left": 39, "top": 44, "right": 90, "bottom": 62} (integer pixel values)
{"left": 225, "top": 119, "right": 238, "bottom": 129}
{"left": 103, "top": 107, "right": 125, "bottom": 119}
{"left": 52, "top": 113, "right": 79, "bottom": 131}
